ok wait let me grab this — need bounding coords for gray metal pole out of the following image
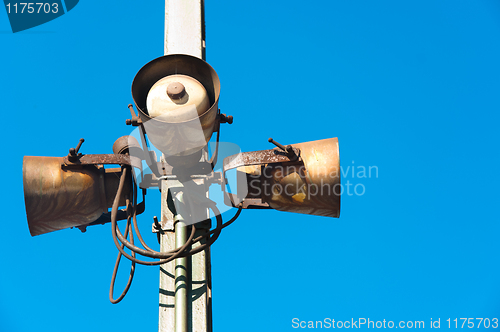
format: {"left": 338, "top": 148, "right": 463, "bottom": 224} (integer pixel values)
{"left": 174, "top": 201, "right": 188, "bottom": 332}
{"left": 158, "top": 1, "right": 209, "bottom": 332}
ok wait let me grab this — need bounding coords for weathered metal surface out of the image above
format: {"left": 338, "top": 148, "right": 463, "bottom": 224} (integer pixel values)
{"left": 159, "top": 231, "right": 177, "bottom": 332}
{"left": 175, "top": 218, "right": 188, "bottom": 332}
{"left": 223, "top": 147, "right": 300, "bottom": 171}
{"left": 167, "top": 81, "right": 187, "bottom": 100}
{"left": 62, "top": 154, "right": 142, "bottom": 170}
{"left": 222, "top": 138, "right": 341, "bottom": 218}
{"left": 222, "top": 147, "right": 300, "bottom": 209}
{"left": 112, "top": 135, "right": 143, "bottom": 157}
{"left": 102, "top": 168, "right": 130, "bottom": 208}
{"left": 164, "top": 0, "right": 205, "bottom": 59}
{"left": 160, "top": 3, "right": 211, "bottom": 332}
{"left": 159, "top": 169, "right": 212, "bottom": 332}
{"left": 268, "top": 138, "right": 299, "bottom": 161}
{"left": 23, "top": 156, "right": 131, "bottom": 236}
{"left": 67, "top": 138, "right": 85, "bottom": 162}
{"left": 132, "top": 54, "right": 220, "bottom": 168}
{"left": 224, "top": 193, "right": 270, "bottom": 209}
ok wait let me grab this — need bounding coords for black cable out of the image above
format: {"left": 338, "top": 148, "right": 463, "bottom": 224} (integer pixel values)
{"left": 110, "top": 167, "right": 168, "bottom": 265}
{"left": 111, "top": 167, "right": 197, "bottom": 265}
{"left": 129, "top": 167, "right": 200, "bottom": 257}
{"left": 109, "top": 198, "right": 136, "bottom": 304}
{"left": 209, "top": 206, "right": 242, "bottom": 233}
{"left": 116, "top": 209, "right": 222, "bottom": 260}
{"left": 110, "top": 166, "right": 243, "bottom": 273}
{"left": 188, "top": 206, "right": 242, "bottom": 245}
{"left": 130, "top": 168, "right": 160, "bottom": 253}
{"left": 179, "top": 204, "right": 224, "bottom": 257}
{"left": 114, "top": 176, "right": 223, "bottom": 259}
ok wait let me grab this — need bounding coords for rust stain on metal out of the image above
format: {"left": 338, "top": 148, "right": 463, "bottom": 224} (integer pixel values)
{"left": 132, "top": 55, "right": 220, "bottom": 168}
{"left": 62, "top": 154, "right": 142, "bottom": 170}
{"left": 23, "top": 156, "right": 131, "bottom": 236}
{"left": 222, "top": 138, "right": 340, "bottom": 218}
{"left": 223, "top": 148, "right": 300, "bottom": 170}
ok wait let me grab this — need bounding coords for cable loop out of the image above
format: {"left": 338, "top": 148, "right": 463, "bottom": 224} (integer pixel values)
{"left": 108, "top": 165, "right": 243, "bottom": 303}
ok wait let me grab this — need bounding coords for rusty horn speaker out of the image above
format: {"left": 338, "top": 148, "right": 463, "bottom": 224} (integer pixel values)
{"left": 223, "top": 137, "right": 340, "bottom": 218}
{"left": 132, "top": 54, "right": 220, "bottom": 168}
{"left": 23, "top": 156, "right": 131, "bottom": 236}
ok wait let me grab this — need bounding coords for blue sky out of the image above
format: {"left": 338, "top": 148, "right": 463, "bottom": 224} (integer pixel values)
{"left": 1, "top": 0, "right": 500, "bottom": 331}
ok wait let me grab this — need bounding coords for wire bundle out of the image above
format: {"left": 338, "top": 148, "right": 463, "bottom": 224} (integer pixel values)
{"left": 109, "top": 166, "right": 242, "bottom": 304}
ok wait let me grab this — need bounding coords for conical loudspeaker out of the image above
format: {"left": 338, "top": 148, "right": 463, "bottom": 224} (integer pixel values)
{"left": 131, "top": 54, "right": 220, "bottom": 168}
{"left": 23, "top": 156, "right": 131, "bottom": 236}
{"left": 223, "top": 137, "right": 340, "bottom": 218}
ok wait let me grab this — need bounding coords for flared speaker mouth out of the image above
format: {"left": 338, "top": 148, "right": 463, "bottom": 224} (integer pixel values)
{"left": 132, "top": 54, "right": 220, "bottom": 124}
{"left": 221, "top": 137, "right": 341, "bottom": 218}
{"left": 130, "top": 54, "right": 221, "bottom": 167}
{"left": 23, "top": 156, "right": 130, "bottom": 236}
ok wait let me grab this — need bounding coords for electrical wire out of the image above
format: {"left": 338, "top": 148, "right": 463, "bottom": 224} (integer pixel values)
{"left": 109, "top": 198, "right": 135, "bottom": 304}
{"left": 108, "top": 165, "right": 243, "bottom": 303}
{"left": 113, "top": 170, "right": 223, "bottom": 260}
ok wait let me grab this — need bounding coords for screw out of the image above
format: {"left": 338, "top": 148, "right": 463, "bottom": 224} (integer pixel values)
{"left": 69, "top": 138, "right": 85, "bottom": 156}
{"left": 268, "top": 138, "right": 288, "bottom": 152}
{"left": 153, "top": 216, "right": 161, "bottom": 230}
{"left": 221, "top": 114, "right": 233, "bottom": 124}
{"left": 268, "top": 138, "right": 298, "bottom": 161}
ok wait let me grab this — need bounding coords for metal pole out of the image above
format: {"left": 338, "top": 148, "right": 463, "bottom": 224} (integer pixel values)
{"left": 164, "top": 0, "right": 205, "bottom": 58}
{"left": 159, "top": 1, "right": 209, "bottom": 332}
{"left": 174, "top": 221, "right": 188, "bottom": 332}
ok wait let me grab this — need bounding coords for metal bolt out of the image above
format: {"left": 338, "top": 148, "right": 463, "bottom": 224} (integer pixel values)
{"left": 268, "top": 138, "right": 298, "bottom": 161}
{"left": 268, "top": 138, "right": 287, "bottom": 152}
{"left": 69, "top": 138, "right": 85, "bottom": 156}
{"left": 127, "top": 104, "right": 136, "bottom": 117}
{"left": 153, "top": 216, "right": 162, "bottom": 230}
{"left": 220, "top": 113, "right": 233, "bottom": 124}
